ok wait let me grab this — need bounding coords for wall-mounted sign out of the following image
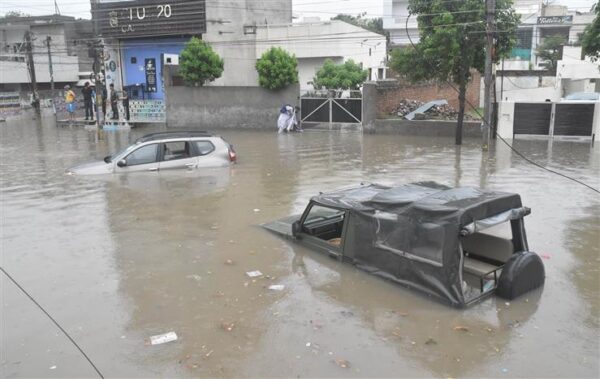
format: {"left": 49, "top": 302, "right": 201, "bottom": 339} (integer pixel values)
{"left": 145, "top": 58, "right": 157, "bottom": 93}
{"left": 92, "top": 0, "right": 206, "bottom": 39}
{"left": 537, "top": 16, "right": 573, "bottom": 25}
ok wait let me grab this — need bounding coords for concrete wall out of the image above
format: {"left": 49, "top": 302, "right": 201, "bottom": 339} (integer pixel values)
{"left": 165, "top": 84, "right": 299, "bottom": 129}
{"left": 376, "top": 74, "right": 481, "bottom": 117}
{"left": 203, "top": 0, "right": 292, "bottom": 87}
{"left": 373, "top": 119, "right": 482, "bottom": 138}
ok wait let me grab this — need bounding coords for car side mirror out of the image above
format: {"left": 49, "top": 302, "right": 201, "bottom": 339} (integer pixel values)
{"left": 292, "top": 220, "right": 301, "bottom": 239}
{"left": 117, "top": 159, "right": 127, "bottom": 168}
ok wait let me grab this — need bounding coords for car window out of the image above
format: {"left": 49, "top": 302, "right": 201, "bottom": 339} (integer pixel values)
{"left": 125, "top": 144, "right": 158, "bottom": 166}
{"left": 304, "top": 205, "right": 345, "bottom": 224}
{"left": 193, "top": 141, "right": 215, "bottom": 156}
{"left": 162, "top": 141, "right": 190, "bottom": 161}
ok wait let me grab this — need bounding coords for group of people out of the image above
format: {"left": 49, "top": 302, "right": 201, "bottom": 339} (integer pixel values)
{"left": 277, "top": 104, "right": 302, "bottom": 133}
{"left": 63, "top": 82, "right": 128, "bottom": 123}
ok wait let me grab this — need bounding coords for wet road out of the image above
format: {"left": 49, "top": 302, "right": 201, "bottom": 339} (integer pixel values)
{"left": 1, "top": 115, "right": 599, "bottom": 378}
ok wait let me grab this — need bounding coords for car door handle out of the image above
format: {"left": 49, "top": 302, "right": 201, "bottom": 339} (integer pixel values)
{"left": 148, "top": 167, "right": 158, "bottom": 172}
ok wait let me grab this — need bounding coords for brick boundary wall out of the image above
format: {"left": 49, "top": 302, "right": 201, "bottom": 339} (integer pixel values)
{"left": 376, "top": 71, "right": 481, "bottom": 118}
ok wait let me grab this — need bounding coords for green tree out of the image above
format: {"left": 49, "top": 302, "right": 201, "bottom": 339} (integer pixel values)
{"left": 388, "top": 0, "right": 520, "bottom": 145}
{"left": 255, "top": 47, "right": 299, "bottom": 90}
{"left": 581, "top": 2, "right": 600, "bottom": 63}
{"left": 179, "top": 37, "right": 224, "bottom": 86}
{"left": 536, "top": 35, "right": 567, "bottom": 72}
{"left": 313, "top": 59, "right": 368, "bottom": 92}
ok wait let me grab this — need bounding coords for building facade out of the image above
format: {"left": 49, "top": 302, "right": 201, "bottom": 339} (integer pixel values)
{"left": 0, "top": 15, "right": 94, "bottom": 93}
{"left": 256, "top": 20, "right": 387, "bottom": 90}
{"left": 94, "top": 0, "right": 293, "bottom": 103}
{"left": 383, "top": 0, "right": 596, "bottom": 70}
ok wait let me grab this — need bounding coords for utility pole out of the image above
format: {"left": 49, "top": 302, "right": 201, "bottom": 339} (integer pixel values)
{"left": 46, "top": 36, "right": 56, "bottom": 115}
{"left": 25, "top": 31, "right": 40, "bottom": 114}
{"left": 482, "top": 0, "right": 496, "bottom": 151}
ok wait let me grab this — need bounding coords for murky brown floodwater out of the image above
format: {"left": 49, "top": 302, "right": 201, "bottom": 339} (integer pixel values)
{"left": 1, "top": 113, "right": 599, "bottom": 378}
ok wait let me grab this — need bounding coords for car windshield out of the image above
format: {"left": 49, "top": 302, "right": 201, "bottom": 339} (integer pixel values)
{"left": 105, "top": 143, "right": 139, "bottom": 163}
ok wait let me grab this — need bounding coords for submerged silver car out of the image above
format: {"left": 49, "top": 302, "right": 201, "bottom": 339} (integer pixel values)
{"left": 66, "top": 131, "right": 237, "bottom": 175}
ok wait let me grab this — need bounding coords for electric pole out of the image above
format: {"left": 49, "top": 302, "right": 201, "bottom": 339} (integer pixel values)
{"left": 46, "top": 36, "right": 56, "bottom": 115}
{"left": 482, "top": 0, "right": 496, "bottom": 151}
{"left": 25, "top": 31, "right": 40, "bottom": 114}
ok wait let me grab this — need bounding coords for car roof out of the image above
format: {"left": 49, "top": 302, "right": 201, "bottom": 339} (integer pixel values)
{"left": 312, "top": 182, "right": 522, "bottom": 216}
{"left": 135, "top": 131, "right": 214, "bottom": 143}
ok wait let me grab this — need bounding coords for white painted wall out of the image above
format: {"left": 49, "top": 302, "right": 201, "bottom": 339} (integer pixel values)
{"left": 256, "top": 20, "right": 387, "bottom": 89}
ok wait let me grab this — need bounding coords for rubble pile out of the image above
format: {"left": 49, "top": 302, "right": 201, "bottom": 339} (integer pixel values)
{"left": 390, "top": 99, "right": 477, "bottom": 121}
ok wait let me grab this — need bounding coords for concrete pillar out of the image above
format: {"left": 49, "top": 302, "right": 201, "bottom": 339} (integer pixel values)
{"left": 496, "top": 101, "right": 515, "bottom": 139}
{"left": 362, "top": 81, "right": 378, "bottom": 133}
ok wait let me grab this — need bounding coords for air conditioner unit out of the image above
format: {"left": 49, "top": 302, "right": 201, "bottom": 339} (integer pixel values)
{"left": 163, "top": 54, "right": 179, "bottom": 65}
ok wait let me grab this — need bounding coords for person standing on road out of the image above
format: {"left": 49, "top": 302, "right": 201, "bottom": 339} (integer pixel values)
{"left": 101, "top": 85, "right": 107, "bottom": 118}
{"left": 109, "top": 83, "right": 119, "bottom": 120}
{"left": 82, "top": 82, "right": 94, "bottom": 121}
{"left": 64, "top": 85, "right": 76, "bottom": 123}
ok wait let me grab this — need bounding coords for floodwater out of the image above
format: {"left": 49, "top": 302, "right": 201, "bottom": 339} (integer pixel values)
{"left": 1, "top": 114, "right": 599, "bottom": 378}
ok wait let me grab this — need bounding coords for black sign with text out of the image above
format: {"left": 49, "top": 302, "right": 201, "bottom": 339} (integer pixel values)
{"left": 145, "top": 58, "right": 157, "bottom": 92}
{"left": 92, "top": 0, "right": 206, "bottom": 39}
{"left": 537, "top": 15, "right": 573, "bottom": 25}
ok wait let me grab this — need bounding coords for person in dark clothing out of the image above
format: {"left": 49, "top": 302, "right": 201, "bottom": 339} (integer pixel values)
{"left": 101, "top": 87, "right": 107, "bottom": 117}
{"left": 122, "top": 90, "right": 130, "bottom": 121}
{"left": 82, "top": 82, "right": 94, "bottom": 121}
{"left": 109, "top": 83, "right": 119, "bottom": 120}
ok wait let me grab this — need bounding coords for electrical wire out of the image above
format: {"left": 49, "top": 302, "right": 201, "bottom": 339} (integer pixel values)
{"left": 0, "top": 266, "right": 105, "bottom": 379}
{"left": 404, "top": 12, "right": 600, "bottom": 195}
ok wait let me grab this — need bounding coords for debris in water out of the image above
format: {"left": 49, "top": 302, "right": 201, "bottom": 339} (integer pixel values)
{"left": 502, "top": 368, "right": 508, "bottom": 373}
{"left": 186, "top": 274, "right": 202, "bottom": 282}
{"left": 205, "top": 350, "right": 214, "bottom": 358}
{"left": 246, "top": 270, "right": 263, "bottom": 278}
{"left": 454, "top": 326, "right": 469, "bottom": 332}
{"left": 335, "top": 358, "right": 350, "bottom": 368}
{"left": 225, "top": 259, "right": 234, "bottom": 265}
{"left": 49, "top": 365, "right": 57, "bottom": 370}
{"left": 221, "top": 322, "right": 235, "bottom": 332}
{"left": 253, "top": 209, "right": 261, "bottom": 212}
{"left": 425, "top": 337, "right": 437, "bottom": 345}
{"left": 340, "top": 310, "right": 354, "bottom": 317}
{"left": 150, "top": 332, "right": 178, "bottom": 345}
{"left": 306, "top": 342, "right": 311, "bottom": 347}
{"left": 268, "top": 284, "right": 285, "bottom": 291}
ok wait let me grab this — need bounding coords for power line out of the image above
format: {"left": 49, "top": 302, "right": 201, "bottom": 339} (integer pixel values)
{"left": 404, "top": 12, "right": 600, "bottom": 195}
{"left": 0, "top": 266, "right": 105, "bottom": 379}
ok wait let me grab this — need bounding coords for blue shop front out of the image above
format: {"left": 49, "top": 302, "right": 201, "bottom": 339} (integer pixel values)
{"left": 121, "top": 37, "right": 186, "bottom": 101}
{"left": 92, "top": 0, "right": 206, "bottom": 124}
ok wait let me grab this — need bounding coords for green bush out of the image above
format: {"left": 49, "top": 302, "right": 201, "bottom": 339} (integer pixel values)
{"left": 179, "top": 37, "right": 224, "bottom": 86}
{"left": 255, "top": 47, "right": 299, "bottom": 90}
{"left": 312, "top": 59, "right": 367, "bottom": 90}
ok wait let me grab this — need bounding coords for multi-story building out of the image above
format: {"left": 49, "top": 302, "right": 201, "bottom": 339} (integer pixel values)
{"left": 383, "top": 0, "right": 596, "bottom": 70}
{"left": 0, "top": 14, "right": 94, "bottom": 92}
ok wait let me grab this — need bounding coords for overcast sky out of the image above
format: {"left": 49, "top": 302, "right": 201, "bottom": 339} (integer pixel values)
{"left": 0, "top": 0, "right": 596, "bottom": 19}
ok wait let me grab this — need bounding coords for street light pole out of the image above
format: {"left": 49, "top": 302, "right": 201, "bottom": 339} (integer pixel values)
{"left": 482, "top": 0, "right": 496, "bottom": 151}
{"left": 46, "top": 36, "right": 56, "bottom": 116}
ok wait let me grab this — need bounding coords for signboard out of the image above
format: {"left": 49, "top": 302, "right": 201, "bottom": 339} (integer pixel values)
{"left": 537, "top": 16, "right": 573, "bottom": 25}
{"left": 145, "top": 58, "right": 157, "bottom": 92}
{"left": 92, "top": 0, "right": 206, "bottom": 39}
